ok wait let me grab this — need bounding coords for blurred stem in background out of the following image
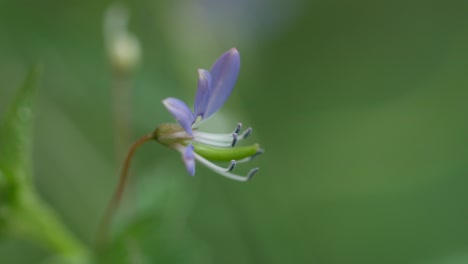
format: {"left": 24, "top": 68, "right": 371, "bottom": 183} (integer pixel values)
{"left": 103, "top": 3, "right": 141, "bottom": 165}
{"left": 101, "top": 3, "right": 143, "bottom": 258}
{"left": 111, "top": 71, "right": 132, "bottom": 159}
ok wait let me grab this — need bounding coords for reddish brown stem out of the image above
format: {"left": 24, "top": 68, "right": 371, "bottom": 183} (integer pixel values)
{"left": 96, "top": 133, "right": 154, "bottom": 248}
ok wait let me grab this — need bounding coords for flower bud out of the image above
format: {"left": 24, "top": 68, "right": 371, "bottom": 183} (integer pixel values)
{"left": 104, "top": 3, "right": 141, "bottom": 74}
{"left": 109, "top": 32, "right": 141, "bottom": 74}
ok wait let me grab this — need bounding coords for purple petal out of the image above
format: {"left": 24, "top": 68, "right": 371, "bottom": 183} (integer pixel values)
{"left": 203, "top": 48, "right": 240, "bottom": 120}
{"left": 162, "top": 98, "right": 194, "bottom": 136}
{"left": 193, "top": 69, "right": 212, "bottom": 120}
{"left": 182, "top": 144, "right": 196, "bottom": 176}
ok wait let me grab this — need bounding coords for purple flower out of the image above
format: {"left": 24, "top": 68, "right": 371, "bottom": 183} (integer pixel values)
{"left": 155, "top": 48, "right": 262, "bottom": 181}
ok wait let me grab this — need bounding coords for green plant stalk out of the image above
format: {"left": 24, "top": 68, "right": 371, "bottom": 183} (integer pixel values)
{"left": 7, "top": 184, "right": 89, "bottom": 261}
{"left": 0, "top": 66, "right": 89, "bottom": 262}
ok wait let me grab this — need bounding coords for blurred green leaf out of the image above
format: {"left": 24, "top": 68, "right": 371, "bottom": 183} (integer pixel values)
{"left": 0, "top": 66, "right": 40, "bottom": 230}
{"left": 0, "top": 66, "right": 40, "bottom": 189}
{"left": 0, "top": 67, "right": 89, "bottom": 262}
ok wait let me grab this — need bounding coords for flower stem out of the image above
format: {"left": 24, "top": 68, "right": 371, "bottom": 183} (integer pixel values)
{"left": 96, "top": 133, "right": 154, "bottom": 248}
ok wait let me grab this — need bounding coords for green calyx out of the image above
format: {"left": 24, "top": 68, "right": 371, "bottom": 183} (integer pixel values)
{"left": 153, "top": 123, "right": 192, "bottom": 147}
{"left": 191, "top": 141, "right": 260, "bottom": 162}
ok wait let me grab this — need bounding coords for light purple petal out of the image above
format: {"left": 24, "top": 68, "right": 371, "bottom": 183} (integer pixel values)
{"left": 203, "top": 48, "right": 240, "bottom": 120}
{"left": 193, "top": 69, "right": 212, "bottom": 120}
{"left": 182, "top": 144, "right": 196, "bottom": 176}
{"left": 162, "top": 98, "right": 194, "bottom": 136}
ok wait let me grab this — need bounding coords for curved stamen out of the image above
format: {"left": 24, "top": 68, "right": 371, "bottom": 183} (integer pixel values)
{"left": 230, "top": 127, "right": 253, "bottom": 146}
{"left": 193, "top": 127, "right": 253, "bottom": 148}
{"left": 175, "top": 144, "right": 238, "bottom": 172}
{"left": 231, "top": 133, "right": 238, "bottom": 147}
{"left": 192, "top": 151, "right": 256, "bottom": 182}
{"left": 192, "top": 123, "right": 248, "bottom": 142}
{"left": 193, "top": 137, "right": 233, "bottom": 147}
{"left": 240, "top": 127, "right": 252, "bottom": 139}
{"left": 230, "top": 127, "right": 252, "bottom": 146}
{"left": 235, "top": 149, "right": 264, "bottom": 163}
{"left": 227, "top": 160, "right": 236, "bottom": 172}
{"left": 246, "top": 168, "right": 258, "bottom": 180}
{"left": 233, "top": 122, "right": 242, "bottom": 134}
{"left": 193, "top": 131, "right": 235, "bottom": 141}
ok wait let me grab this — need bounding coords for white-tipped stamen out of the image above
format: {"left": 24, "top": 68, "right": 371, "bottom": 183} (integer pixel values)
{"left": 246, "top": 168, "right": 259, "bottom": 180}
{"left": 233, "top": 123, "right": 242, "bottom": 134}
{"left": 240, "top": 127, "right": 252, "bottom": 139}
{"left": 227, "top": 160, "right": 236, "bottom": 172}
{"left": 192, "top": 152, "right": 255, "bottom": 182}
{"left": 231, "top": 133, "right": 238, "bottom": 147}
{"left": 235, "top": 149, "right": 264, "bottom": 163}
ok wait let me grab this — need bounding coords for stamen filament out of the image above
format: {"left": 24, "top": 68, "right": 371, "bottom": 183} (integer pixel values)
{"left": 192, "top": 126, "right": 252, "bottom": 147}
{"left": 192, "top": 123, "right": 251, "bottom": 142}
{"left": 174, "top": 144, "right": 238, "bottom": 172}
{"left": 235, "top": 149, "right": 264, "bottom": 163}
{"left": 231, "top": 133, "right": 238, "bottom": 147}
{"left": 192, "top": 151, "right": 257, "bottom": 181}
{"left": 240, "top": 127, "right": 252, "bottom": 139}
{"left": 193, "top": 137, "right": 233, "bottom": 147}
{"left": 192, "top": 131, "right": 235, "bottom": 141}
{"left": 227, "top": 160, "right": 237, "bottom": 172}
{"left": 233, "top": 122, "right": 242, "bottom": 134}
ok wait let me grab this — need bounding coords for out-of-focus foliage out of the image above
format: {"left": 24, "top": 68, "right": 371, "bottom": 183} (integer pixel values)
{"left": 0, "top": 67, "right": 39, "bottom": 237}
{"left": 1, "top": 0, "right": 468, "bottom": 263}
{"left": 0, "top": 67, "right": 38, "bottom": 191}
{"left": 0, "top": 67, "right": 88, "bottom": 263}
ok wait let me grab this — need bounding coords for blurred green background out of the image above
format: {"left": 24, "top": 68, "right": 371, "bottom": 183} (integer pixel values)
{"left": 1, "top": 0, "right": 468, "bottom": 263}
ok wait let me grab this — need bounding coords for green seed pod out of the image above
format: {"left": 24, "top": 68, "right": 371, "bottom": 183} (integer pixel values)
{"left": 192, "top": 142, "right": 260, "bottom": 162}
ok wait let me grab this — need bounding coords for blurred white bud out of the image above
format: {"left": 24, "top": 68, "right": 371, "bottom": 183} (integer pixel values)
{"left": 104, "top": 3, "right": 141, "bottom": 74}
{"left": 109, "top": 32, "right": 141, "bottom": 73}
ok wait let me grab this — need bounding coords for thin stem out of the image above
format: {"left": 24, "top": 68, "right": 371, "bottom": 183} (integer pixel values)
{"left": 111, "top": 70, "right": 133, "bottom": 163}
{"left": 96, "top": 133, "right": 154, "bottom": 248}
